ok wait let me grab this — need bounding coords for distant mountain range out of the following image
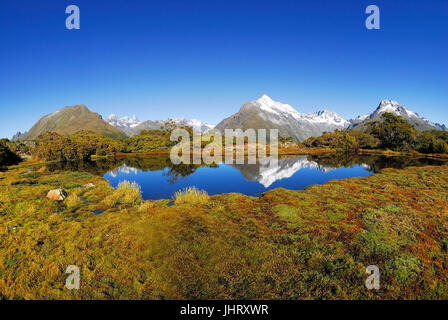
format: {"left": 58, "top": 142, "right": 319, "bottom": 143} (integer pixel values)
{"left": 215, "top": 95, "right": 446, "bottom": 141}
{"left": 12, "top": 96, "right": 446, "bottom": 141}
{"left": 105, "top": 115, "right": 215, "bottom": 136}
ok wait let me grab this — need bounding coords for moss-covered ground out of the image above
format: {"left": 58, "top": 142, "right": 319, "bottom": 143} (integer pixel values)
{"left": 0, "top": 160, "right": 447, "bottom": 299}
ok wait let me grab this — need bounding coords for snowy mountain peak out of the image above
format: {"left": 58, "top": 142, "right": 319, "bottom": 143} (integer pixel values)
{"left": 257, "top": 94, "right": 279, "bottom": 106}
{"left": 105, "top": 114, "right": 143, "bottom": 136}
{"left": 308, "top": 109, "right": 350, "bottom": 127}
{"left": 316, "top": 109, "right": 329, "bottom": 116}
{"left": 379, "top": 100, "right": 400, "bottom": 107}
{"left": 375, "top": 100, "right": 418, "bottom": 118}
{"left": 106, "top": 114, "right": 142, "bottom": 128}
{"left": 256, "top": 94, "right": 301, "bottom": 119}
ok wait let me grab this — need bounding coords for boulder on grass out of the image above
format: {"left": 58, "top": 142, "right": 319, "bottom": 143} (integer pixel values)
{"left": 46, "top": 189, "right": 68, "bottom": 201}
{"left": 84, "top": 183, "right": 95, "bottom": 188}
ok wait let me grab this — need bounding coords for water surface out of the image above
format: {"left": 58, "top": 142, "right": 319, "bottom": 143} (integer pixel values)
{"left": 82, "top": 154, "right": 445, "bottom": 200}
{"left": 45, "top": 154, "right": 446, "bottom": 200}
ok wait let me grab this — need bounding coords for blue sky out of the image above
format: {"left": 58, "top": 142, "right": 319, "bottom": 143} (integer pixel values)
{"left": 0, "top": 0, "right": 447, "bottom": 139}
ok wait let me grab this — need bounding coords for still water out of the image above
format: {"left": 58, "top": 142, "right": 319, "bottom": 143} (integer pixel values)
{"left": 46, "top": 154, "right": 446, "bottom": 200}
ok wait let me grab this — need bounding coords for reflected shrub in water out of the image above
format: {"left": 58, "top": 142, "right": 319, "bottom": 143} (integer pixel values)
{"left": 174, "top": 186, "right": 209, "bottom": 205}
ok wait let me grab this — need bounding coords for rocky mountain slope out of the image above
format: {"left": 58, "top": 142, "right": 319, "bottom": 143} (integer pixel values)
{"left": 17, "top": 105, "right": 127, "bottom": 140}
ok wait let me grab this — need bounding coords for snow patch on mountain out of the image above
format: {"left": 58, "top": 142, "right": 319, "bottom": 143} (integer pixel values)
{"left": 305, "top": 110, "right": 350, "bottom": 127}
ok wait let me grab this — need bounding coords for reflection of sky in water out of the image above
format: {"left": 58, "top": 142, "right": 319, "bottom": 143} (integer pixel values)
{"left": 103, "top": 156, "right": 372, "bottom": 200}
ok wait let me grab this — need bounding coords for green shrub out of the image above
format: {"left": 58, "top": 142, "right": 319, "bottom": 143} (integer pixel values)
{"left": 347, "top": 130, "right": 380, "bottom": 149}
{"left": 416, "top": 131, "right": 448, "bottom": 154}
{"left": 366, "top": 113, "right": 418, "bottom": 151}
{"left": 33, "top": 131, "right": 124, "bottom": 161}
{"left": 0, "top": 141, "right": 22, "bottom": 167}
{"left": 125, "top": 120, "right": 193, "bottom": 153}
{"left": 303, "top": 130, "right": 359, "bottom": 153}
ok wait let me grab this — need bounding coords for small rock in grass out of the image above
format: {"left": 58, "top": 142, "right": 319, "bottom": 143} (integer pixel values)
{"left": 46, "top": 189, "right": 68, "bottom": 201}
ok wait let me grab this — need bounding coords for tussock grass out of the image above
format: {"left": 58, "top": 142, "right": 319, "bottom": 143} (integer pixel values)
{"left": 173, "top": 186, "right": 209, "bottom": 205}
{"left": 138, "top": 201, "right": 154, "bottom": 213}
{"left": 65, "top": 193, "right": 82, "bottom": 209}
{"left": 102, "top": 180, "right": 142, "bottom": 207}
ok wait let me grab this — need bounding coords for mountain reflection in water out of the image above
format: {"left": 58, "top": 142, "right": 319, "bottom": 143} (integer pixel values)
{"left": 45, "top": 154, "right": 447, "bottom": 200}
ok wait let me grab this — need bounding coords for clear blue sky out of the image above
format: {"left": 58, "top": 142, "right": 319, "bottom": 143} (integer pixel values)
{"left": 1, "top": 0, "right": 447, "bottom": 139}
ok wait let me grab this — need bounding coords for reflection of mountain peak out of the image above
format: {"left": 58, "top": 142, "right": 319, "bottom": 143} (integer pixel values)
{"left": 109, "top": 164, "right": 138, "bottom": 178}
{"left": 233, "top": 156, "right": 336, "bottom": 187}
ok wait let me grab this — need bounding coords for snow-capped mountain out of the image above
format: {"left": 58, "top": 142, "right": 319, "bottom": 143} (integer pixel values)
{"left": 215, "top": 94, "right": 349, "bottom": 141}
{"left": 106, "top": 114, "right": 142, "bottom": 136}
{"left": 349, "top": 100, "right": 439, "bottom": 131}
{"left": 255, "top": 94, "right": 302, "bottom": 120}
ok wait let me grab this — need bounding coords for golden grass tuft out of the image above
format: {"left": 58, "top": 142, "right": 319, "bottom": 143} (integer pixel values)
{"left": 137, "top": 201, "right": 154, "bottom": 213}
{"left": 102, "top": 180, "right": 142, "bottom": 207}
{"left": 173, "top": 186, "right": 209, "bottom": 205}
{"left": 65, "top": 193, "right": 82, "bottom": 209}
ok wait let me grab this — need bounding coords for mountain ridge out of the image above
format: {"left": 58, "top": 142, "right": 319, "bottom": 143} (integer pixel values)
{"left": 12, "top": 97, "right": 446, "bottom": 141}
{"left": 17, "top": 105, "right": 127, "bottom": 140}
